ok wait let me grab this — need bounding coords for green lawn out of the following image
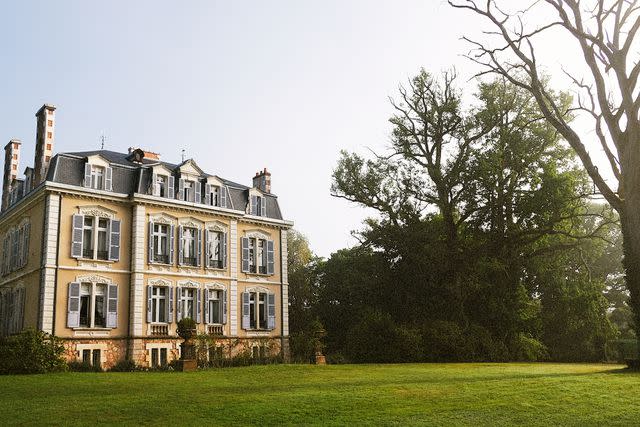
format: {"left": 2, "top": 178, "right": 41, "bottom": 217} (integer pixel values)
{"left": 0, "top": 363, "right": 639, "bottom": 426}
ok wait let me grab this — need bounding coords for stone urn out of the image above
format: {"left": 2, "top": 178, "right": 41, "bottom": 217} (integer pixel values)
{"left": 177, "top": 318, "right": 197, "bottom": 372}
{"left": 312, "top": 322, "right": 327, "bottom": 365}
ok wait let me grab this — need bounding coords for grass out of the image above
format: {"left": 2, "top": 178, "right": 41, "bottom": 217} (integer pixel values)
{"left": 0, "top": 363, "right": 639, "bottom": 426}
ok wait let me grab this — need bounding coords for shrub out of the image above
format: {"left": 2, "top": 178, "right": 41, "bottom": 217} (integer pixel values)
{"left": 0, "top": 329, "right": 67, "bottom": 374}
{"left": 421, "top": 320, "right": 468, "bottom": 362}
{"left": 345, "top": 311, "right": 422, "bottom": 363}
{"left": 511, "top": 333, "right": 548, "bottom": 362}
{"left": 68, "top": 361, "right": 102, "bottom": 373}
{"left": 109, "top": 359, "right": 141, "bottom": 372}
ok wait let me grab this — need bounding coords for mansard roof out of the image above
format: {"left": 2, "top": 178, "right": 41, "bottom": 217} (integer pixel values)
{"left": 48, "top": 150, "right": 283, "bottom": 220}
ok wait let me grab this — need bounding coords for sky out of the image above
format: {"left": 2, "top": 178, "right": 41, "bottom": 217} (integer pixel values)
{"left": 0, "top": 1, "right": 610, "bottom": 257}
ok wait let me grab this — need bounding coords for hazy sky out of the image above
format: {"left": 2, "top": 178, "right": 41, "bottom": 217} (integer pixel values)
{"left": 0, "top": 1, "right": 608, "bottom": 257}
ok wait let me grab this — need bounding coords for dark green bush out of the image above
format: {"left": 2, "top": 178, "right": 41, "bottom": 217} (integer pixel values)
{"left": 421, "top": 320, "right": 468, "bottom": 362}
{"left": 345, "top": 311, "right": 422, "bottom": 363}
{"left": 109, "top": 359, "right": 141, "bottom": 372}
{"left": 0, "top": 329, "right": 67, "bottom": 374}
{"left": 68, "top": 361, "right": 102, "bottom": 372}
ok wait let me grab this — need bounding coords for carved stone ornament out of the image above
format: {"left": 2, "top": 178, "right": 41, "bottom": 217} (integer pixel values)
{"left": 177, "top": 279, "right": 201, "bottom": 288}
{"left": 75, "top": 274, "right": 113, "bottom": 284}
{"left": 149, "top": 213, "right": 177, "bottom": 225}
{"left": 148, "top": 278, "right": 173, "bottom": 287}
{"left": 205, "top": 221, "right": 228, "bottom": 232}
{"left": 179, "top": 217, "right": 202, "bottom": 228}
{"left": 245, "top": 230, "right": 271, "bottom": 240}
{"left": 205, "top": 282, "right": 226, "bottom": 290}
{"left": 78, "top": 205, "right": 116, "bottom": 219}
{"left": 245, "top": 285, "right": 270, "bottom": 294}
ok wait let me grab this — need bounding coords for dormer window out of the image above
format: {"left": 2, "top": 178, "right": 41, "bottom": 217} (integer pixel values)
{"left": 250, "top": 195, "right": 266, "bottom": 216}
{"left": 205, "top": 184, "right": 227, "bottom": 208}
{"left": 151, "top": 172, "right": 174, "bottom": 198}
{"left": 177, "top": 178, "right": 201, "bottom": 203}
{"left": 83, "top": 162, "right": 113, "bottom": 191}
{"left": 183, "top": 181, "right": 193, "bottom": 202}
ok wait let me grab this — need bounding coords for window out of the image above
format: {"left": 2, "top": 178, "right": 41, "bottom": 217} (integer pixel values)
{"left": 180, "top": 227, "right": 198, "bottom": 266}
{"left": 92, "top": 349, "right": 101, "bottom": 367}
{"left": 79, "top": 283, "right": 107, "bottom": 328}
{"left": 179, "top": 288, "right": 196, "bottom": 320}
{"left": 241, "top": 237, "right": 274, "bottom": 275}
{"left": 183, "top": 180, "right": 193, "bottom": 202}
{"left": 210, "top": 185, "right": 219, "bottom": 206}
{"left": 46, "top": 143, "right": 52, "bottom": 150}
{"left": 67, "top": 282, "right": 118, "bottom": 329}
{"left": 242, "top": 291, "right": 275, "bottom": 330}
{"left": 47, "top": 120, "right": 53, "bottom": 127}
{"left": 151, "top": 223, "right": 171, "bottom": 264}
{"left": 250, "top": 195, "right": 266, "bottom": 216}
{"left": 91, "top": 166, "right": 104, "bottom": 190}
{"left": 151, "top": 286, "right": 168, "bottom": 323}
{"left": 151, "top": 348, "right": 168, "bottom": 368}
{"left": 206, "top": 185, "right": 227, "bottom": 207}
{"left": 82, "top": 349, "right": 91, "bottom": 364}
{"left": 79, "top": 216, "right": 111, "bottom": 260}
{"left": 47, "top": 132, "right": 52, "bottom": 139}
{"left": 0, "top": 287, "right": 25, "bottom": 336}
{"left": 156, "top": 175, "right": 167, "bottom": 197}
{"left": 80, "top": 349, "right": 101, "bottom": 368}
{"left": 207, "top": 290, "right": 222, "bottom": 324}
{"left": 206, "top": 230, "right": 225, "bottom": 269}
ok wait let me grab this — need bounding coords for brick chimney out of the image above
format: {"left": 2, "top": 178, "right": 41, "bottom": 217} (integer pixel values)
{"left": 128, "top": 147, "right": 161, "bottom": 161}
{"left": 34, "top": 104, "right": 56, "bottom": 186}
{"left": 253, "top": 168, "right": 271, "bottom": 193}
{"left": 2, "top": 139, "right": 21, "bottom": 211}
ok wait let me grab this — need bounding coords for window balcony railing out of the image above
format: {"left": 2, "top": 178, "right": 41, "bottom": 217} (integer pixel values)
{"left": 182, "top": 257, "right": 197, "bottom": 267}
{"left": 208, "top": 260, "right": 223, "bottom": 269}
{"left": 82, "top": 248, "right": 93, "bottom": 259}
{"left": 96, "top": 250, "right": 109, "bottom": 260}
{"left": 150, "top": 324, "right": 169, "bottom": 336}
{"left": 207, "top": 324, "right": 224, "bottom": 336}
{"left": 153, "top": 254, "right": 170, "bottom": 264}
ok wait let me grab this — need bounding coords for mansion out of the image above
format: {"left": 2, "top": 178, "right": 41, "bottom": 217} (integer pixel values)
{"left": 0, "top": 104, "right": 293, "bottom": 369}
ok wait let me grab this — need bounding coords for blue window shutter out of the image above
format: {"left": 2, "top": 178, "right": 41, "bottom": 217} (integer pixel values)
{"left": 107, "top": 284, "right": 118, "bottom": 328}
{"left": 169, "top": 225, "right": 175, "bottom": 264}
{"left": 267, "top": 240, "right": 275, "bottom": 275}
{"left": 148, "top": 222, "right": 154, "bottom": 263}
{"left": 167, "top": 176, "right": 175, "bottom": 198}
{"left": 205, "top": 184, "right": 211, "bottom": 205}
{"left": 109, "top": 219, "right": 121, "bottom": 261}
{"left": 178, "top": 226, "right": 184, "bottom": 265}
{"left": 147, "top": 285, "right": 153, "bottom": 323}
{"left": 204, "top": 288, "right": 210, "bottom": 324}
{"left": 83, "top": 163, "right": 92, "bottom": 187}
{"left": 177, "top": 179, "right": 185, "bottom": 200}
{"left": 241, "top": 237, "right": 249, "bottom": 273}
{"left": 67, "top": 282, "right": 81, "bottom": 328}
{"left": 220, "top": 186, "right": 227, "bottom": 208}
{"left": 152, "top": 173, "right": 158, "bottom": 196}
{"left": 168, "top": 286, "right": 174, "bottom": 323}
{"left": 196, "top": 288, "right": 202, "bottom": 323}
{"left": 194, "top": 181, "right": 201, "bottom": 203}
{"left": 196, "top": 228, "right": 202, "bottom": 267}
{"left": 260, "top": 196, "right": 266, "bottom": 217}
{"left": 105, "top": 167, "right": 113, "bottom": 191}
{"left": 222, "top": 232, "right": 228, "bottom": 269}
{"left": 242, "top": 292, "right": 250, "bottom": 329}
{"left": 223, "top": 290, "right": 228, "bottom": 325}
{"left": 267, "top": 293, "right": 276, "bottom": 330}
{"left": 71, "top": 214, "right": 84, "bottom": 258}
{"left": 250, "top": 195, "right": 258, "bottom": 215}
{"left": 176, "top": 287, "right": 182, "bottom": 321}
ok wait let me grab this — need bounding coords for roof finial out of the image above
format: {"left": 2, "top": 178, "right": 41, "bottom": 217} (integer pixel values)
{"left": 100, "top": 133, "right": 106, "bottom": 150}
{"left": 181, "top": 149, "right": 186, "bottom": 162}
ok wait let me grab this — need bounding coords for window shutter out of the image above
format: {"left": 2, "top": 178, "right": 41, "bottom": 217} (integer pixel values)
{"left": 167, "top": 176, "right": 175, "bottom": 199}
{"left": 267, "top": 293, "right": 276, "bottom": 330}
{"left": 168, "top": 286, "right": 174, "bottom": 323}
{"left": 241, "top": 237, "right": 250, "bottom": 273}
{"left": 205, "top": 184, "right": 211, "bottom": 205}
{"left": 83, "top": 163, "right": 92, "bottom": 187}
{"left": 205, "top": 229, "right": 211, "bottom": 267}
{"left": 196, "top": 288, "right": 202, "bottom": 323}
{"left": 241, "top": 292, "right": 250, "bottom": 329}
{"left": 148, "top": 222, "right": 154, "bottom": 263}
{"left": 204, "top": 288, "right": 210, "bottom": 324}
{"left": 152, "top": 173, "right": 159, "bottom": 196}
{"left": 250, "top": 195, "right": 258, "bottom": 215}
{"left": 22, "top": 223, "right": 29, "bottom": 268}
{"left": 178, "top": 226, "right": 184, "bottom": 265}
{"left": 176, "top": 287, "right": 182, "bottom": 321}
{"left": 71, "top": 214, "right": 84, "bottom": 259}
{"left": 109, "top": 219, "right": 121, "bottom": 261}
{"left": 262, "top": 240, "right": 268, "bottom": 272}
{"left": 105, "top": 167, "right": 113, "bottom": 191}
{"left": 222, "top": 290, "right": 228, "bottom": 325}
{"left": 194, "top": 181, "right": 201, "bottom": 203}
{"left": 261, "top": 196, "right": 266, "bottom": 217}
{"left": 67, "top": 282, "right": 81, "bottom": 328}
{"left": 177, "top": 179, "right": 185, "bottom": 200}
{"left": 169, "top": 224, "right": 175, "bottom": 264}
{"left": 196, "top": 228, "right": 202, "bottom": 267}
{"left": 107, "top": 284, "right": 118, "bottom": 328}
{"left": 267, "top": 240, "right": 275, "bottom": 275}
{"left": 147, "top": 285, "right": 153, "bottom": 323}
{"left": 222, "top": 232, "right": 228, "bottom": 269}
{"left": 220, "top": 186, "right": 227, "bottom": 208}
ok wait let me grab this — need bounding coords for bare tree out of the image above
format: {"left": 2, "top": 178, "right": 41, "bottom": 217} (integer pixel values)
{"left": 449, "top": 0, "right": 640, "bottom": 341}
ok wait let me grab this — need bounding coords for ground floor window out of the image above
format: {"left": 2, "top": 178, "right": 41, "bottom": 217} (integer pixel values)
{"left": 151, "top": 348, "right": 168, "bottom": 368}
{"left": 79, "top": 348, "right": 102, "bottom": 368}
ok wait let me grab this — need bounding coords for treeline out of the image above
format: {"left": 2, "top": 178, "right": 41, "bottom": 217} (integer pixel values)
{"left": 288, "top": 71, "right": 632, "bottom": 364}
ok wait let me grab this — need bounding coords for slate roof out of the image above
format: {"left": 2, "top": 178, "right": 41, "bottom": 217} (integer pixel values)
{"left": 46, "top": 150, "right": 283, "bottom": 220}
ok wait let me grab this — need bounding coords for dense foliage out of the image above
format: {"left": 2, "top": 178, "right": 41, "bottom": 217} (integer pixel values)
{"left": 288, "top": 71, "right": 628, "bottom": 363}
{"left": 0, "top": 329, "right": 67, "bottom": 374}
